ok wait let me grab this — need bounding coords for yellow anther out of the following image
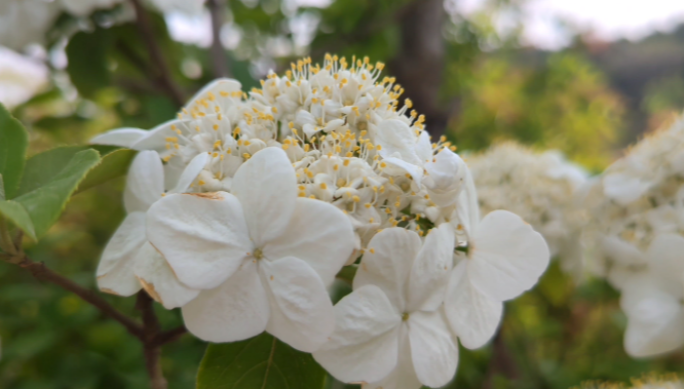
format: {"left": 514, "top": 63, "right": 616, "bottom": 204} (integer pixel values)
{"left": 352, "top": 195, "right": 360, "bottom": 203}
{"left": 320, "top": 183, "right": 328, "bottom": 190}
{"left": 369, "top": 248, "right": 375, "bottom": 254}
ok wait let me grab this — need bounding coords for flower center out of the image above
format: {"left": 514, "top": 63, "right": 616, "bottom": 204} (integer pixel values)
{"left": 253, "top": 248, "right": 264, "bottom": 260}
{"left": 402, "top": 312, "right": 410, "bottom": 322}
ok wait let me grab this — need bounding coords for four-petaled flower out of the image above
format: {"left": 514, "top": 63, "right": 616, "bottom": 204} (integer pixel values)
{"left": 147, "top": 147, "right": 356, "bottom": 352}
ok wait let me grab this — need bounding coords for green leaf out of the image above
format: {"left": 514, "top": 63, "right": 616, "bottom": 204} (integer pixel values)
{"left": 197, "top": 333, "right": 328, "bottom": 389}
{"left": 0, "top": 103, "right": 28, "bottom": 199}
{"left": 76, "top": 148, "right": 135, "bottom": 194}
{"left": 14, "top": 149, "right": 101, "bottom": 238}
{"left": 16, "top": 146, "right": 87, "bottom": 197}
{"left": 66, "top": 28, "right": 112, "bottom": 98}
{"left": 0, "top": 199, "right": 36, "bottom": 240}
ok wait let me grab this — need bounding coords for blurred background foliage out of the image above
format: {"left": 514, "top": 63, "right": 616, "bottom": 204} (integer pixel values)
{"left": 1, "top": 0, "right": 684, "bottom": 387}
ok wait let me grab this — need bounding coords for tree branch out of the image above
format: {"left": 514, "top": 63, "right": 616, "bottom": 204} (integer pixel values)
{"left": 128, "top": 0, "right": 185, "bottom": 107}
{"left": 136, "top": 291, "right": 168, "bottom": 389}
{"left": 207, "top": 0, "right": 231, "bottom": 78}
{"left": 16, "top": 255, "right": 144, "bottom": 339}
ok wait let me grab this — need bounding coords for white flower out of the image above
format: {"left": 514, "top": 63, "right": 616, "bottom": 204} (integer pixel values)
{"left": 313, "top": 225, "right": 457, "bottom": 389}
{"left": 97, "top": 151, "right": 206, "bottom": 309}
{"left": 0, "top": 46, "right": 49, "bottom": 109}
{"left": 444, "top": 210, "right": 550, "bottom": 348}
{"left": 619, "top": 234, "right": 684, "bottom": 357}
{"left": 96, "top": 150, "right": 207, "bottom": 309}
{"left": 146, "top": 147, "right": 355, "bottom": 352}
{"left": 0, "top": 0, "right": 59, "bottom": 50}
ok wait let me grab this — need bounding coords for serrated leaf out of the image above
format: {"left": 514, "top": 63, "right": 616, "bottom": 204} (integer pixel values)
{"left": 0, "top": 200, "right": 36, "bottom": 241}
{"left": 14, "top": 149, "right": 101, "bottom": 238}
{"left": 16, "top": 146, "right": 87, "bottom": 197}
{"left": 197, "top": 333, "right": 328, "bottom": 389}
{"left": 0, "top": 103, "right": 28, "bottom": 199}
{"left": 76, "top": 148, "right": 135, "bottom": 194}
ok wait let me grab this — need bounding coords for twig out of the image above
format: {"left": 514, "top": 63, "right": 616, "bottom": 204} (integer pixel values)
{"left": 16, "top": 255, "right": 144, "bottom": 339}
{"left": 136, "top": 292, "right": 168, "bottom": 389}
{"left": 207, "top": 0, "right": 230, "bottom": 78}
{"left": 155, "top": 326, "right": 188, "bottom": 346}
{"left": 128, "top": 0, "right": 185, "bottom": 107}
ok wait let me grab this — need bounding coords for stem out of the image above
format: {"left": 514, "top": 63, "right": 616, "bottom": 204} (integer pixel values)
{"left": 128, "top": 0, "right": 185, "bottom": 107}
{"left": 17, "top": 255, "right": 144, "bottom": 339}
{"left": 207, "top": 0, "right": 230, "bottom": 78}
{"left": 136, "top": 292, "right": 168, "bottom": 389}
{"left": 155, "top": 326, "right": 188, "bottom": 346}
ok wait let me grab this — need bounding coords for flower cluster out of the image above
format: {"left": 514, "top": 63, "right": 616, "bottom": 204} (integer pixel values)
{"left": 467, "top": 142, "right": 588, "bottom": 277}
{"left": 92, "top": 55, "right": 550, "bottom": 388}
{"left": 584, "top": 115, "right": 684, "bottom": 357}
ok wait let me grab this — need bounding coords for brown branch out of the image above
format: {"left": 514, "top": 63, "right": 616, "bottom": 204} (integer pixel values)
{"left": 207, "top": 0, "right": 231, "bottom": 78}
{"left": 16, "top": 255, "right": 144, "bottom": 340}
{"left": 155, "top": 326, "right": 188, "bottom": 346}
{"left": 136, "top": 292, "right": 168, "bottom": 389}
{"left": 128, "top": 0, "right": 185, "bottom": 107}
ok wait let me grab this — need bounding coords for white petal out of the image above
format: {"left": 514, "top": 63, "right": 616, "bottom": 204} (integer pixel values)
{"left": 134, "top": 242, "right": 200, "bottom": 309}
{"left": 383, "top": 156, "right": 423, "bottom": 186}
{"left": 408, "top": 310, "right": 459, "bottom": 388}
{"left": 264, "top": 198, "right": 355, "bottom": 286}
{"left": 123, "top": 151, "right": 165, "bottom": 213}
{"left": 621, "top": 275, "right": 684, "bottom": 357}
{"left": 364, "top": 328, "right": 422, "bottom": 389}
{"left": 415, "top": 130, "right": 432, "bottom": 163}
{"left": 261, "top": 257, "right": 336, "bottom": 352}
{"left": 469, "top": 210, "right": 550, "bottom": 301}
{"left": 182, "top": 260, "right": 270, "bottom": 343}
{"left": 146, "top": 192, "right": 251, "bottom": 290}
{"left": 354, "top": 228, "right": 422, "bottom": 311}
{"left": 96, "top": 212, "right": 146, "bottom": 296}
{"left": 130, "top": 119, "right": 181, "bottom": 152}
{"left": 406, "top": 224, "right": 455, "bottom": 312}
{"left": 231, "top": 147, "right": 297, "bottom": 245}
{"left": 444, "top": 262, "right": 502, "bottom": 349}
{"left": 169, "top": 152, "right": 208, "bottom": 193}
{"left": 455, "top": 163, "right": 480, "bottom": 235}
{"left": 375, "top": 119, "right": 421, "bottom": 165}
{"left": 647, "top": 233, "right": 684, "bottom": 285}
{"left": 601, "top": 235, "right": 646, "bottom": 267}
{"left": 313, "top": 285, "right": 401, "bottom": 384}
{"left": 186, "top": 78, "right": 242, "bottom": 107}
{"left": 90, "top": 128, "right": 149, "bottom": 148}
{"left": 603, "top": 172, "right": 652, "bottom": 205}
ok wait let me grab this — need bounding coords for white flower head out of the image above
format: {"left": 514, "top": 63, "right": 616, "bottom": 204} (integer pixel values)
{"left": 92, "top": 56, "right": 460, "bottom": 260}
{"left": 468, "top": 142, "right": 587, "bottom": 276}
{"left": 314, "top": 225, "right": 457, "bottom": 389}
{"left": 146, "top": 147, "right": 355, "bottom": 352}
